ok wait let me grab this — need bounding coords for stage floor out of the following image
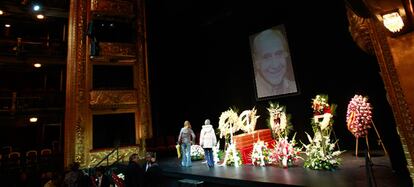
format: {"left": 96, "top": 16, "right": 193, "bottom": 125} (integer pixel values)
{"left": 158, "top": 151, "right": 407, "bottom": 187}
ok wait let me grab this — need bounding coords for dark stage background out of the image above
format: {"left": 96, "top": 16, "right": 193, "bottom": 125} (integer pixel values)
{"left": 145, "top": 0, "right": 407, "bottom": 174}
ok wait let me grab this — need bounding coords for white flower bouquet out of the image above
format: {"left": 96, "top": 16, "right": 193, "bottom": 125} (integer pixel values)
{"left": 191, "top": 144, "right": 205, "bottom": 161}
{"left": 251, "top": 140, "right": 272, "bottom": 166}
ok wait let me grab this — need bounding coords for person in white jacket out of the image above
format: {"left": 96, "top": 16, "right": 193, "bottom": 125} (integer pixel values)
{"left": 199, "top": 119, "right": 217, "bottom": 167}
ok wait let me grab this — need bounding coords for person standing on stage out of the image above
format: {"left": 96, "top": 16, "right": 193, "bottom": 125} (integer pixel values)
{"left": 178, "top": 120, "right": 196, "bottom": 167}
{"left": 199, "top": 119, "right": 217, "bottom": 168}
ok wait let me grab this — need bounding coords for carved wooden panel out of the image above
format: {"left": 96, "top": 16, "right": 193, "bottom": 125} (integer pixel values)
{"left": 91, "top": 0, "right": 134, "bottom": 17}
{"left": 96, "top": 42, "right": 136, "bottom": 61}
{"left": 368, "top": 18, "right": 414, "bottom": 183}
{"left": 90, "top": 90, "right": 137, "bottom": 109}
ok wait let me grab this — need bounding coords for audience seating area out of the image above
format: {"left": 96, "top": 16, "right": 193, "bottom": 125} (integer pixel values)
{"left": 0, "top": 145, "right": 59, "bottom": 170}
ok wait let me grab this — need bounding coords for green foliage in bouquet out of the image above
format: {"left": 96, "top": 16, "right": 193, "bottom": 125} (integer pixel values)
{"left": 224, "top": 148, "right": 242, "bottom": 166}
{"left": 217, "top": 149, "right": 225, "bottom": 161}
{"left": 226, "top": 151, "right": 242, "bottom": 166}
{"left": 303, "top": 132, "right": 343, "bottom": 170}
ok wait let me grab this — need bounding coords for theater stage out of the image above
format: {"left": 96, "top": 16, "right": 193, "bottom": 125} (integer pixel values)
{"left": 158, "top": 151, "right": 404, "bottom": 187}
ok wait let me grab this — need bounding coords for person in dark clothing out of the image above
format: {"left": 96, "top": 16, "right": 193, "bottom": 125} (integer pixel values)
{"left": 125, "top": 153, "right": 144, "bottom": 187}
{"left": 91, "top": 166, "right": 110, "bottom": 187}
{"left": 63, "top": 162, "right": 84, "bottom": 187}
{"left": 143, "top": 152, "right": 153, "bottom": 173}
{"left": 143, "top": 152, "right": 162, "bottom": 187}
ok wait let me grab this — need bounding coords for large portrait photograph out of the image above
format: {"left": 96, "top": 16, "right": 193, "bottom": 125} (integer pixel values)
{"left": 249, "top": 24, "right": 298, "bottom": 100}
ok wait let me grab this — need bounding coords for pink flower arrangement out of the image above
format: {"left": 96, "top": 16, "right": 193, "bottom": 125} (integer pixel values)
{"left": 270, "top": 136, "right": 302, "bottom": 168}
{"left": 346, "top": 95, "right": 372, "bottom": 138}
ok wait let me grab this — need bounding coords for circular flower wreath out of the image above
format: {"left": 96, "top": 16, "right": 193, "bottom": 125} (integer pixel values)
{"left": 218, "top": 108, "right": 240, "bottom": 139}
{"left": 346, "top": 95, "right": 372, "bottom": 138}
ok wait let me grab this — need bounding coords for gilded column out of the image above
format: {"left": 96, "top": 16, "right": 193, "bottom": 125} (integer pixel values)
{"left": 65, "top": 0, "right": 88, "bottom": 168}
{"left": 136, "top": 0, "right": 152, "bottom": 141}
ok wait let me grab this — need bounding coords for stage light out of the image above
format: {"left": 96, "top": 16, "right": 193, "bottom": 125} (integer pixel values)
{"left": 36, "top": 14, "right": 44, "bottom": 19}
{"left": 29, "top": 117, "right": 38, "bottom": 123}
{"left": 0, "top": 10, "right": 4, "bottom": 15}
{"left": 382, "top": 12, "right": 404, "bottom": 33}
{"left": 33, "top": 5, "right": 41, "bottom": 11}
{"left": 5, "top": 24, "right": 11, "bottom": 28}
{"left": 34, "top": 63, "right": 42, "bottom": 68}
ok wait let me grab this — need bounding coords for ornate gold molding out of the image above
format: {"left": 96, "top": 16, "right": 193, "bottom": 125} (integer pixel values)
{"left": 91, "top": 0, "right": 134, "bottom": 17}
{"left": 74, "top": 0, "right": 89, "bottom": 167}
{"left": 99, "top": 42, "right": 136, "bottom": 58}
{"left": 66, "top": 0, "right": 152, "bottom": 168}
{"left": 89, "top": 90, "right": 137, "bottom": 108}
{"left": 87, "top": 146, "right": 143, "bottom": 168}
{"left": 368, "top": 16, "right": 414, "bottom": 183}
{"left": 135, "top": 0, "right": 152, "bottom": 139}
{"left": 65, "top": 0, "right": 88, "bottom": 168}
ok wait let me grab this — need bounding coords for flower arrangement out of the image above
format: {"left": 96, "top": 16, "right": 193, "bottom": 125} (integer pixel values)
{"left": 267, "top": 102, "right": 292, "bottom": 139}
{"left": 251, "top": 140, "right": 272, "bottom": 166}
{"left": 303, "top": 132, "right": 342, "bottom": 170}
{"left": 218, "top": 107, "right": 260, "bottom": 167}
{"left": 213, "top": 141, "right": 220, "bottom": 164}
{"left": 271, "top": 135, "right": 302, "bottom": 168}
{"left": 222, "top": 143, "right": 242, "bottom": 166}
{"left": 303, "top": 94, "right": 343, "bottom": 171}
{"left": 311, "top": 94, "right": 336, "bottom": 131}
{"left": 218, "top": 108, "right": 240, "bottom": 139}
{"left": 218, "top": 108, "right": 242, "bottom": 167}
{"left": 346, "top": 95, "right": 372, "bottom": 138}
{"left": 190, "top": 144, "right": 205, "bottom": 161}
{"left": 267, "top": 102, "right": 302, "bottom": 168}
{"left": 239, "top": 107, "right": 260, "bottom": 134}
{"left": 312, "top": 94, "right": 331, "bottom": 115}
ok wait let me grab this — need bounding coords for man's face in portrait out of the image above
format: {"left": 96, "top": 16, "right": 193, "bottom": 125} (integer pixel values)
{"left": 254, "top": 31, "right": 288, "bottom": 86}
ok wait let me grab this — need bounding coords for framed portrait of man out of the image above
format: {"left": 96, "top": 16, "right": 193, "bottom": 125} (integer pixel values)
{"left": 249, "top": 24, "right": 298, "bottom": 100}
